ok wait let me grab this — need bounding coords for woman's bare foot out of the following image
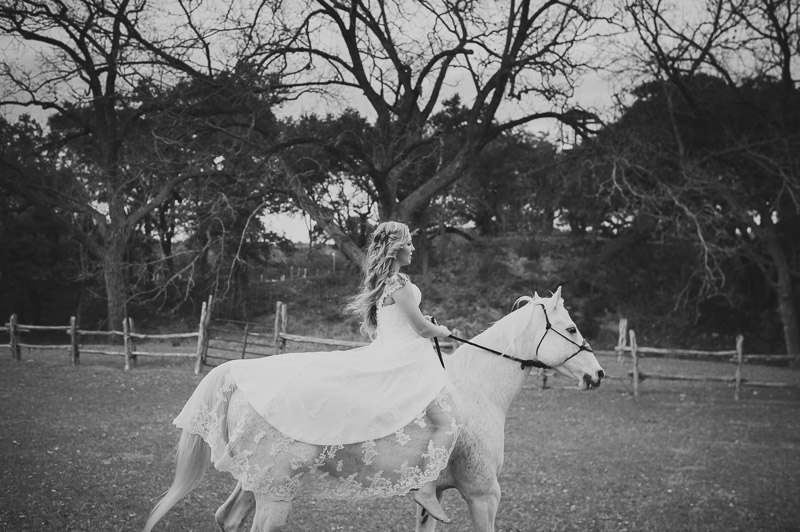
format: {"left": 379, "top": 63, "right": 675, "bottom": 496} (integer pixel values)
{"left": 413, "top": 490, "right": 451, "bottom": 524}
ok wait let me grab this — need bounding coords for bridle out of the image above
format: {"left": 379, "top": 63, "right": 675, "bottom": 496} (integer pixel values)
{"left": 443, "top": 303, "right": 593, "bottom": 371}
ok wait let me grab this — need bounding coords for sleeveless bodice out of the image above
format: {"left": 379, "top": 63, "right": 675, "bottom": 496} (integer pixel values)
{"left": 375, "top": 276, "right": 422, "bottom": 344}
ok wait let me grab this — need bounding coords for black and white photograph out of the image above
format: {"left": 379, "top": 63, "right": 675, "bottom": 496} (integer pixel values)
{"left": 1, "top": 1, "right": 798, "bottom": 531}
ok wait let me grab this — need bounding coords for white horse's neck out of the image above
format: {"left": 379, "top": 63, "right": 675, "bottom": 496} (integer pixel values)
{"left": 446, "top": 305, "right": 542, "bottom": 414}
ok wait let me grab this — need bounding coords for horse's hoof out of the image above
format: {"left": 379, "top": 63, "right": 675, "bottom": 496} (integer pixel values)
{"left": 414, "top": 492, "right": 451, "bottom": 524}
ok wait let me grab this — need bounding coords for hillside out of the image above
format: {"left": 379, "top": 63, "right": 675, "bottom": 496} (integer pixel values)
{"left": 238, "top": 232, "right": 747, "bottom": 353}
{"left": 3, "top": 232, "right": 769, "bottom": 355}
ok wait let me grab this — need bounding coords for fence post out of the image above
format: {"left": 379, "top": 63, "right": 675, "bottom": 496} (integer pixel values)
{"left": 617, "top": 318, "right": 628, "bottom": 348}
{"left": 130, "top": 318, "right": 137, "bottom": 368}
{"left": 194, "top": 299, "right": 208, "bottom": 374}
{"left": 69, "top": 316, "right": 80, "bottom": 366}
{"left": 204, "top": 294, "right": 213, "bottom": 361}
{"left": 9, "top": 314, "right": 21, "bottom": 361}
{"left": 273, "top": 301, "right": 281, "bottom": 354}
{"left": 617, "top": 317, "right": 628, "bottom": 363}
{"left": 240, "top": 323, "right": 249, "bottom": 359}
{"left": 630, "top": 329, "right": 639, "bottom": 396}
{"left": 734, "top": 334, "right": 744, "bottom": 400}
{"left": 281, "top": 302, "right": 287, "bottom": 352}
{"left": 123, "top": 318, "right": 136, "bottom": 371}
{"left": 274, "top": 301, "right": 287, "bottom": 355}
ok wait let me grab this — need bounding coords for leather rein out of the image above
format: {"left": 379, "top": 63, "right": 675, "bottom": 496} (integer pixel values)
{"left": 434, "top": 304, "right": 593, "bottom": 371}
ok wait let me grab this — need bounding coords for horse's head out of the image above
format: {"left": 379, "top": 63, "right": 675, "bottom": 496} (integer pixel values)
{"left": 523, "top": 287, "right": 604, "bottom": 390}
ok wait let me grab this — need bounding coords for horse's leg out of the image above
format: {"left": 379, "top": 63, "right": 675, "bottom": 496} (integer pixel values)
{"left": 215, "top": 481, "right": 255, "bottom": 532}
{"left": 414, "top": 488, "right": 448, "bottom": 532}
{"left": 250, "top": 494, "right": 292, "bottom": 532}
{"left": 463, "top": 480, "right": 501, "bottom": 532}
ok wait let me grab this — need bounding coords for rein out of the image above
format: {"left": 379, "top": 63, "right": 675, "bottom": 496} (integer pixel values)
{"left": 437, "top": 303, "right": 593, "bottom": 371}
{"left": 446, "top": 333, "right": 550, "bottom": 370}
{"left": 429, "top": 317, "right": 446, "bottom": 369}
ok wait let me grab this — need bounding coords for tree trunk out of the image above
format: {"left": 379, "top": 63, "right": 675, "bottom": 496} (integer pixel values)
{"left": 159, "top": 202, "right": 176, "bottom": 274}
{"left": 280, "top": 159, "right": 366, "bottom": 267}
{"left": 396, "top": 148, "right": 474, "bottom": 222}
{"left": 103, "top": 237, "right": 128, "bottom": 334}
{"left": 762, "top": 227, "right": 800, "bottom": 363}
{"left": 417, "top": 230, "right": 431, "bottom": 285}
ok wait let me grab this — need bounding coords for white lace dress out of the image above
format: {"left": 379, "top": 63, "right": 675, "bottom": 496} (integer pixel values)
{"left": 173, "top": 273, "right": 460, "bottom": 500}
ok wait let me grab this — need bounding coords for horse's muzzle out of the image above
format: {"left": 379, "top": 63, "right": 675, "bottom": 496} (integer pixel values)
{"left": 582, "top": 369, "right": 604, "bottom": 390}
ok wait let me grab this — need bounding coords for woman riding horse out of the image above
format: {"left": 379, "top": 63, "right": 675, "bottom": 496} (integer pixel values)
{"left": 144, "top": 221, "right": 460, "bottom": 531}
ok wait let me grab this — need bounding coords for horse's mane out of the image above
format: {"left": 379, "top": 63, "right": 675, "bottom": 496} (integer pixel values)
{"left": 513, "top": 292, "right": 551, "bottom": 310}
{"left": 513, "top": 295, "right": 534, "bottom": 310}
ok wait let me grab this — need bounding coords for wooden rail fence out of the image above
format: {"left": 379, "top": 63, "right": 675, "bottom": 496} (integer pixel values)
{"left": 589, "top": 319, "right": 798, "bottom": 399}
{"left": 5, "top": 303, "right": 797, "bottom": 396}
{"left": 256, "top": 261, "right": 349, "bottom": 284}
{"left": 2, "top": 295, "right": 214, "bottom": 374}
{"left": 201, "top": 318, "right": 275, "bottom": 368}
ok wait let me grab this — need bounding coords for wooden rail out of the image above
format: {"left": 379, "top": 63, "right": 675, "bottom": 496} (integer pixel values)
{"left": 5, "top": 295, "right": 213, "bottom": 374}
{"left": 278, "top": 332, "right": 369, "bottom": 348}
{"left": 610, "top": 328, "right": 798, "bottom": 399}
{"left": 203, "top": 321, "right": 274, "bottom": 367}
{"left": 6, "top": 303, "right": 797, "bottom": 393}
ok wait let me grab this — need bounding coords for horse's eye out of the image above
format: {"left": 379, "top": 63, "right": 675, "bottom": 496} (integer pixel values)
{"left": 567, "top": 327, "right": 577, "bottom": 334}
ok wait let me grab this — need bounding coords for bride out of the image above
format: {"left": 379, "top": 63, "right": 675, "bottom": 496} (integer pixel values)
{"left": 168, "top": 221, "right": 460, "bottom": 524}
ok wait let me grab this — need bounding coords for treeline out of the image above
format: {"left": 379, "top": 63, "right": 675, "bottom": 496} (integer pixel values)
{"left": 0, "top": 1, "right": 797, "bottom": 359}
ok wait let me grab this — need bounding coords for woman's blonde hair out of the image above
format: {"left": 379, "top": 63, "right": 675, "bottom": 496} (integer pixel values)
{"left": 346, "top": 221, "right": 412, "bottom": 335}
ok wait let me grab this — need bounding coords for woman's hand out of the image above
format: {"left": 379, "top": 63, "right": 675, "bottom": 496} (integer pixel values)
{"left": 423, "top": 314, "right": 453, "bottom": 338}
{"left": 425, "top": 314, "right": 450, "bottom": 338}
{"left": 435, "top": 325, "right": 451, "bottom": 338}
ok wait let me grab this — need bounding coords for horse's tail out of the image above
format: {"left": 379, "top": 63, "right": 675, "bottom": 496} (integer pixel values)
{"left": 143, "top": 365, "right": 233, "bottom": 532}
{"left": 142, "top": 429, "right": 210, "bottom": 532}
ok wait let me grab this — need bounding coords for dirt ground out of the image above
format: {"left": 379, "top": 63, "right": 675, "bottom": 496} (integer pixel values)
{"left": 1, "top": 349, "right": 799, "bottom": 532}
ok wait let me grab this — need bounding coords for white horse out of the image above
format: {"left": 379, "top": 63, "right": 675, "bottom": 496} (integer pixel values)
{"left": 144, "top": 287, "right": 604, "bottom": 532}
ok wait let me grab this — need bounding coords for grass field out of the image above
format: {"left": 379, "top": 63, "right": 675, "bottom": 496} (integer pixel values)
{"left": 1, "top": 348, "right": 799, "bottom": 532}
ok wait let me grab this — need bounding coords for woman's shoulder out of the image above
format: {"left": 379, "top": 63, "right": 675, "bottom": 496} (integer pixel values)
{"left": 383, "top": 272, "right": 411, "bottom": 294}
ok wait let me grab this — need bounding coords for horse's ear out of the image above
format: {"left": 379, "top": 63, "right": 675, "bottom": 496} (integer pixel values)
{"left": 533, "top": 291, "right": 541, "bottom": 300}
{"left": 550, "top": 286, "right": 563, "bottom": 310}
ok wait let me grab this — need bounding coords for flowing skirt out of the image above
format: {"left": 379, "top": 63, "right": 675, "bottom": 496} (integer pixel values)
{"left": 173, "top": 337, "right": 460, "bottom": 500}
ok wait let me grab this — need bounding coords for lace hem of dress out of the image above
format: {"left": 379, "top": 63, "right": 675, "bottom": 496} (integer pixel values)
{"left": 173, "top": 371, "right": 460, "bottom": 501}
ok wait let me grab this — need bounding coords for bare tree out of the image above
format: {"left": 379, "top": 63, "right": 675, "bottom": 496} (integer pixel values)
{"left": 618, "top": 0, "right": 800, "bottom": 358}
{"left": 1, "top": 1, "right": 615, "bottom": 324}
{"left": 160, "top": 0, "right": 613, "bottom": 263}
{"left": 0, "top": 0, "right": 232, "bottom": 330}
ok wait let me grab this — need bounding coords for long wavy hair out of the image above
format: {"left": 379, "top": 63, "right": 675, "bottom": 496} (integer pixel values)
{"left": 345, "top": 221, "right": 412, "bottom": 336}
